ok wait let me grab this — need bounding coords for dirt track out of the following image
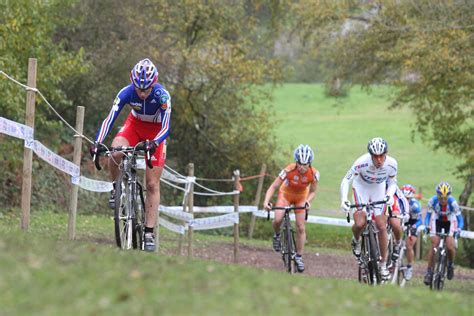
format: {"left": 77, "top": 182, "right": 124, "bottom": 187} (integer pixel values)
{"left": 160, "top": 239, "right": 474, "bottom": 283}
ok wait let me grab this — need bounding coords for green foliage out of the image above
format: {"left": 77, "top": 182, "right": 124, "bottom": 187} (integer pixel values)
{"left": 0, "top": 0, "right": 90, "bottom": 209}
{"left": 319, "top": 1, "right": 473, "bottom": 183}
{"left": 56, "top": 0, "right": 284, "bottom": 206}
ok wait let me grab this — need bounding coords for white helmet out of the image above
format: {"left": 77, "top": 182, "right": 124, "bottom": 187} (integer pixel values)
{"left": 367, "top": 137, "right": 388, "bottom": 155}
{"left": 294, "top": 144, "right": 314, "bottom": 164}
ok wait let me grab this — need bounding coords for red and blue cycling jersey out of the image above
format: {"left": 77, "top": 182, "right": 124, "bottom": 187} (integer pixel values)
{"left": 94, "top": 83, "right": 171, "bottom": 144}
{"left": 425, "top": 195, "right": 464, "bottom": 230}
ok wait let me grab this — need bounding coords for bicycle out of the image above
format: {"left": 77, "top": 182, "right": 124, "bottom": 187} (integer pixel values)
{"left": 93, "top": 141, "right": 153, "bottom": 250}
{"left": 390, "top": 220, "right": 411, "bottom": 287}
{"left": 346, "top": 200, "right": 387, "bottom": 286}
{"left": 267, "top": 205, "right": 307, "bottom": 274}
{"left": 430, "top": 228, "right": 450, "bottom": 291}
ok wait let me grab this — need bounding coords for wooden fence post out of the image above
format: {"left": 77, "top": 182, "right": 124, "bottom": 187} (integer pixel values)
{"left": 187, "top": 163, "right": 194, "bottom": 258}
{"left": 233, "top": 169, "right": 240, "bottom": 263}
{"left": 67, "top": 106, "right": 85, "bottom": 240}
{"left": 20, "top": 58, "right": 37, "bottom": 231}
{"left": 248, "top": 163, "right": 266, "bottom": 239}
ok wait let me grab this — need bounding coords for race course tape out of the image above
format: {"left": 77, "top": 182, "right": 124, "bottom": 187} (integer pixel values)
{"left": 1, "top": 116, "right": 80, "bottom": 180}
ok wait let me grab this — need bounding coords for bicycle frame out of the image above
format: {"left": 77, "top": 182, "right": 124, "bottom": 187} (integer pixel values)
{"left": 268, "top": 205, "right": 306, "bottom": 274}
{"left": 431, "top": 229, "right": 449, "bottom": 291}
{"left": 95, "top": 145, "right": 148, "bottom": 250}
{"left": 391, "top": 222, "right": 410, "bottom": 286}
{"left": 347, "top": 200, "right": 386, "bottom": 286}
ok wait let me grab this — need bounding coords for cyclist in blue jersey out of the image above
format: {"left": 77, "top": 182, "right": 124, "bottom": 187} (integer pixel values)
{"left": 90, "top": 58, "right": 172, "bottom": 252}
{"left": 400, "top": 184, "right": 422, "bottom": 281}
{"left": 423, "top": 182, "right": 464, "bottom": 285}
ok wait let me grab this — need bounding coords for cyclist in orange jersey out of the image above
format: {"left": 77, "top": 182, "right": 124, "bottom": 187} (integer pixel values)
{"left": 263, "top": 144, "right": 320, "bottom": 272}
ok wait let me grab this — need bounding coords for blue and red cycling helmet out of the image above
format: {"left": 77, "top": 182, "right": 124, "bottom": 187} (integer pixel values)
{"left": 401, "top": 184, "right": 416, "bottom": 199}
{"left": 130, "top": 58, "right": 158, "bottom": 90}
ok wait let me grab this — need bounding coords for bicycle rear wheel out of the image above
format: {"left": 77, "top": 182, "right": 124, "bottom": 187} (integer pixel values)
{"left": 114, "top": 171, "right": 136, "bottom": 250}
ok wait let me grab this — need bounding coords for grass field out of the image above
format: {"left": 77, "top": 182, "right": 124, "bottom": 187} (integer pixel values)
{"left": 1, "top": 210, "right": 473, "bottom": 316}
{"left": 264, "top": 84, "right": 465, "bottom": 212}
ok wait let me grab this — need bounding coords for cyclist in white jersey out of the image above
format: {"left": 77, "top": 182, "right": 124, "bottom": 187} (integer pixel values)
{"left": 340, "top": 137, "right": 398, "bottom": 280}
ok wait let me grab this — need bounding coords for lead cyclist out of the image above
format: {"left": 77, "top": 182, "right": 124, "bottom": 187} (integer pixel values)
{"left": 340, "top": 137, "right": 398, "bottom": 280}
{"left": 90, "top": 58, "right": 172, "bottom": 252}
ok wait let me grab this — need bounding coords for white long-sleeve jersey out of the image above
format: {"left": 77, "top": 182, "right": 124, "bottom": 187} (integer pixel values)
{"left": 340, "top": 153, "right": 398, "bottom": 203}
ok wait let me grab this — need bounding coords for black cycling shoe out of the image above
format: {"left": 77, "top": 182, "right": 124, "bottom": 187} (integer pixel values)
{"left": 447, "top": 264, "right": 455, "bottom": 280}
{"left": 423, "top": 270, "right": 433, "bottom": 286}
{"left": 272, "top": 234, "right": 281, "bottom": 252}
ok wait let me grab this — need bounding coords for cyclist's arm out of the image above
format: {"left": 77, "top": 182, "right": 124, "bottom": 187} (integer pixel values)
{"left": 424, "top": 199, "right": 434, "bottom": 227}
{"left": 95, "top": 91, "right": 127, "bottom": 143}
{"left": 340, "top": 167, "right": 357, "bottom": 203}
{"left": 152, "top": 91, "right": 172, "bottom": 144}
{"left": 263, "top": 176, "right": 284, "bottom": 208}
{"left": 385, "top": 159, "right": 398, "bottom": 197}
{"left": 306, "top": 176, "right": 319, "bottom": 205}
{"left": 451, "top": 199, "right": 464, "bottom": 230}
{"left": 413, "top": 200, "right": 423, "bottom": 228}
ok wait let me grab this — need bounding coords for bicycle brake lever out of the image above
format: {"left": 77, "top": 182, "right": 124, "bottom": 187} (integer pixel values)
{"left": 93, "top": 153, "right": 102, "bottom": 171}
{"left": 146, "top": 150, "right": 153, "bottom": 169}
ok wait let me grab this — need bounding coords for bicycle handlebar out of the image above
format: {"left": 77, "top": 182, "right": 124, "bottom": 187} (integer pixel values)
{"left": 348, "top": 199, "right": 387, "bottom": 209}
{"left": 345, "top": 199, "right": 388, "bottom": 223}
{"left": 93, "top": 142, "right": 153, "bottom": 170}
{"left": 265, "top": 205, "right": 308, "bottom": 221}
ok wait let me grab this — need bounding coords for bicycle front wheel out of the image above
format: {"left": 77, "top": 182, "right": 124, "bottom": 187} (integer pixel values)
{"left": 368, "top": 226, "right": 381, "bottom": 285}
{"left": 434, "top": 253, "right": 447, "bottom": 291}
{"left": 134, "top": 182, "right": 146, "bottom": 250}
{"left": 114, "top": 171, "right": 136, "bottom": 250}
{"left": 395, "top": 243, "right": 406, "bottom": 286}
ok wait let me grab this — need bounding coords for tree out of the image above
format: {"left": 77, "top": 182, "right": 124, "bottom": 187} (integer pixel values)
{"left": 0, "top": 0, "right": 89, "bottom": 209}
{"left": 288, "top": 0, "right": 473, "bottom": 265}
{"left": 58, "top": 0, "right": 285, "bottom": 205}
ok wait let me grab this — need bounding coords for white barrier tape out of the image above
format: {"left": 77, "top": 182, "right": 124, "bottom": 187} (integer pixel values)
{"left": 194, "top": 190, "right": 240, "bottom": 196}
{"left": 159, "top": 217, "right": 187, "bottom": 235}
{"left": 160, "top": 206, "right": 194, "bottom": 221}
{"left": 32, "top": 140, "right": 80, "bottom": 177}
{"left": 254, "top": 212, "right": 474, "bottom": 239}
{"left": 79, "top": 176, "right": 113, "bottom": 192}
{"left": 0, "top": 117, "right": 34, "bottom": 142}
{"left": 192, "top": 205, "right": 257, "bottom": 213}
{"left": 189, "top": 213, "right": 239, "bottom": 230}
{"left": 253, "top": 210, "right": 353, "bottom": 227}
{"left": 0, "top": 116, "right": 79, "bottom": 179}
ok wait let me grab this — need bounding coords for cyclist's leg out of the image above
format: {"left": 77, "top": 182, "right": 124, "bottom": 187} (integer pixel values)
{"left": 389, "top": 200, "right": 403, "bottom": 243}
{"left": 293, "top": 200, "right": 307, "bottom": 255}
{"left": 388, "top": 216, "right": 402, "bottom": 260}
{"left": 272, "top": 192, "right": 288, "bottom": 233}
{"left": 427, "top": 235, "right": 440, "bottom": 269}
{"left": 406, "top": 234, "right": 417, "bottom": 265}
{"left": 446, "top": 219, "right": 456, "bottom": 261}
{"left": 370, "top": 183, "right": 388, "bottom": 262}
{"left": 351, "top": 186, "right": 368, "bottom": 240}
{"left": 111, "top": 114, "right": 140, "bottom": 180}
